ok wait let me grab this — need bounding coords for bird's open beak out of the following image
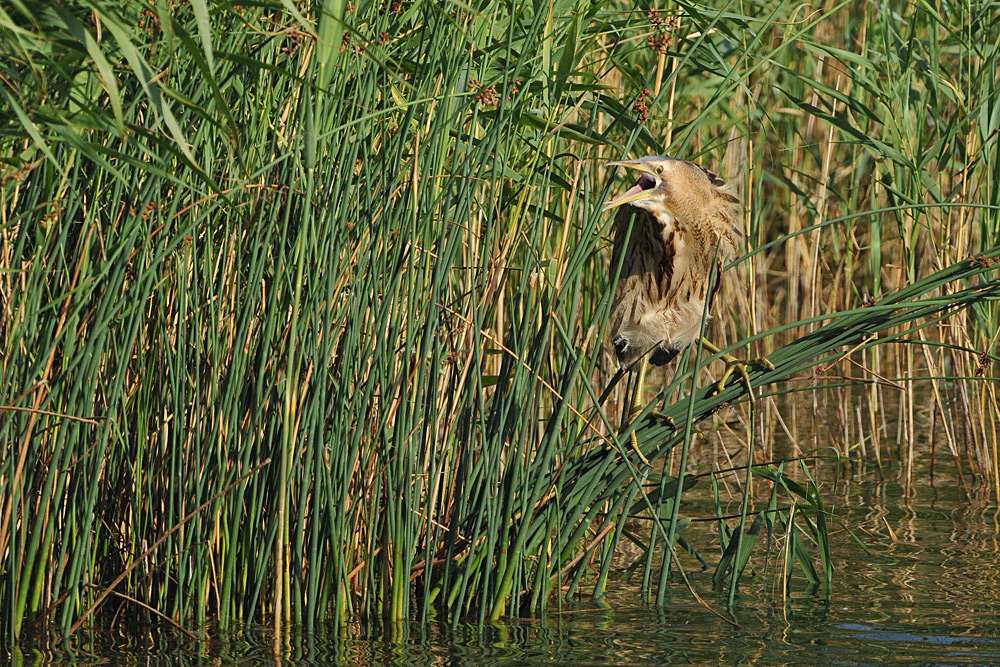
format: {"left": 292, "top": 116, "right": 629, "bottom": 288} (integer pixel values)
{"left": 603, "top": 159, "right": 661, "bottom": 211}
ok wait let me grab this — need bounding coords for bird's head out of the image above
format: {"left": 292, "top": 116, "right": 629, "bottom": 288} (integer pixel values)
{"left": 604, "top": 154, "right": 744, "bottom": 259}
{"left": 603, "top": 155, "right": 729, "bottom": 213}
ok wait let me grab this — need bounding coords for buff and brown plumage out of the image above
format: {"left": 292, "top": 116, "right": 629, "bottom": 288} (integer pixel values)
{"left": 604, "top": 156, "right": 742, "bottom": 371}
{"left": 602, "top": 155, "right": 768, "bottom": 464}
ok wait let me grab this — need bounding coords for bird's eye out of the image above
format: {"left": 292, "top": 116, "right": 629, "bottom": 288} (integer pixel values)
{"left": 656, "top": 166, "right": 663, "bottom": 174}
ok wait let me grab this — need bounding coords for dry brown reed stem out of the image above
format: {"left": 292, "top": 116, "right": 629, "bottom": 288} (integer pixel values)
{"left": 0, "top": 405, "right": 101, "bottom": 425}
{"left": 91, "top": 585, "right": 199, "bottom": 640}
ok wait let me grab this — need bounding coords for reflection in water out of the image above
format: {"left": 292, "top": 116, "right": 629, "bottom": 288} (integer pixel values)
{"left": 11, "top": 468, "right": 1000, "bottom": 665}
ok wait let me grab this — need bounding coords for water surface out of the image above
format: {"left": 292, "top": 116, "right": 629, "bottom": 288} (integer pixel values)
{"left": 12, "top": 470, "right": 1000, "bottom": 665}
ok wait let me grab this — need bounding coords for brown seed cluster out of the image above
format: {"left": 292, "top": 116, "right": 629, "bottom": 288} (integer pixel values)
{"left": 633, "top": 88, "right": 652, "bottom": 122}
{"left": 383, "top": 0, "right": 405, "bottom": 13}
{"left": 137, "top": 8, "right": 160, "bottom": 33}
{"left": 976, "top": 351, "right": 992, "bottom": 377}
{"left": 970, "top": 253, "right": 997, "bottom": 268}
{"left": 41, "top": 204, "right": 61, "bottom": 227}
{"left": 339, "top": 32, "right": 363, "bottom": 54}
{"left": 469, "top": 79, "right": 500, "bottom": 108}
{"left": 450, "top": 10, "right": 475, "bottom": 24}
{"left": 142, "top": 201, "right": 159, "bottom": 222}
{"left": 647, "top": 9, "right": 680, "bottom": 54}
{"left": 507, "top": 78, "right": 522, "bottom": 101}
{"left": 280, "top": 26, "right": 306, "bottom": 57}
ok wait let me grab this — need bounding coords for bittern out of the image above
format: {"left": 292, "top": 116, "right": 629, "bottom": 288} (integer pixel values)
{"left": 603, "top": 155, "right": 772, "bottom": 463}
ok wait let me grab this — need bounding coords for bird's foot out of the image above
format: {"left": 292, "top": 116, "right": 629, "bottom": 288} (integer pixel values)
{"left": 709, "top": 356, "right": 775, "bottom": 396}
{"left": 640, "top": 409, "right": 675, "bottom": 430}
{"left": 624, "top": 409, "right": 674, "bottom": 466}
{"left": 628, "top": 430, "right": 651, "bottom": 466}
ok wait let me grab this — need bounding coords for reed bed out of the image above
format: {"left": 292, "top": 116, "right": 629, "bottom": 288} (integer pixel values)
{"left": 1, "top": 0, "right": 998, "bottom": 645}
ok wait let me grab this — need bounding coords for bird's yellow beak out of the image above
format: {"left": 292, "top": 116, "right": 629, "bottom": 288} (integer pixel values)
{"left": 603, "top": 159, "right": 661, "bottom": 211}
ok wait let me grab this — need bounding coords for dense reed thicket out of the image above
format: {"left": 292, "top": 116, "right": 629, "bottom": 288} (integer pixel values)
{"left": 2, "top": 0, "right": 998, "bottom": 644}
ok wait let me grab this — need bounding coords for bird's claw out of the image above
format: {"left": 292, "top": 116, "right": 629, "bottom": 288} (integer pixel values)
{"left": 623, "top": 409, "right": 675, "bottom": 466}
{"left": 625, "top": 405, "right": 652, "bottom": 466}
{"left": 628, "top": 431, "right": 651, "bottom": 466}
{"left": 640, "top": 410, "right": 675, "bottom": 430}
{"left": 709, "top": 356, "right": 775, "bottom": 396}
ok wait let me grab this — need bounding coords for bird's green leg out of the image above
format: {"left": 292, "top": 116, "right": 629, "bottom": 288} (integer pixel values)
{"left": 626, "top": 356, "right": 652, "bottom": 466}
{"left": 698, "top": 338, "right": 775, "bottom": 396}
{"left": 622, "top": 356, "right": 676, "bottom": 465}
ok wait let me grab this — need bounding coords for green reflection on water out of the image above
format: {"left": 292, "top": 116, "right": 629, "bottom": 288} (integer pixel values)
{"left": 11, "top": 471, "right": 1000, "bottom": 665}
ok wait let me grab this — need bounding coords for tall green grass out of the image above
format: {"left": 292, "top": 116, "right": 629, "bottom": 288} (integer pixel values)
{"left": 1, "top": 0, "right": 997, "bottom": 645}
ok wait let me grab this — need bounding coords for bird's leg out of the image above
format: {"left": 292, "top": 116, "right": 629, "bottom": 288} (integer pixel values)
{"left": 697, "top": 338, "right": 774, "bottom": 396}
{"left": 625, "top": 356, "right": 652, "bottom": 466}
{"left": 620, "top": 355, "right": 676, "bottom": 465}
